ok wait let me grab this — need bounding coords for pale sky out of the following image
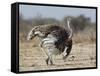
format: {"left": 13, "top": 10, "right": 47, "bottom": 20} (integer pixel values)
{"left": 19, "top": 4, "right": 96, "bottom": 22}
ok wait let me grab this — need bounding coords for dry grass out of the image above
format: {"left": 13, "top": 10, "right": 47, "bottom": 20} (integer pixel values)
{"left": 19, "top": 37, "right": 96, "bottom": 72}
{"left": 19, "top": 27, "right": 96, "bottom": 72}
{"left": 73, "top": 28, "right": 96, "bottom": 44}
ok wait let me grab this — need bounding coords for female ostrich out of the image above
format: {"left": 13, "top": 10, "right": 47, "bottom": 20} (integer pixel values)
{"left": 27, "top": 19, "right": 73, "bottom": 65}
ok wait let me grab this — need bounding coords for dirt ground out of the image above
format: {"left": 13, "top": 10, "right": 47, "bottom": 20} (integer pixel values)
{"left": 19, "top": 38, "right": 96, "bottom": 72}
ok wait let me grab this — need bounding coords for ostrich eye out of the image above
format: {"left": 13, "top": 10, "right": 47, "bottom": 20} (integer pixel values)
{"left": 42, "top": 32, "right": 45, "bottom": 35}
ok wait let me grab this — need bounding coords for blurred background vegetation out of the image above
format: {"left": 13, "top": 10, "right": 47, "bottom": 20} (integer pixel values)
{"left": 19, "top": 14, "right": 96, "bottom": 43}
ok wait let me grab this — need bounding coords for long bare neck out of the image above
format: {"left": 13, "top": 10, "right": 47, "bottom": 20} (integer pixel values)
{"left": 67, "top": 19, "right": 73, "bottom": 39}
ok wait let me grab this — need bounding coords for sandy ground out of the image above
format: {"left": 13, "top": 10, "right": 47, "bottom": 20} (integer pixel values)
{"left": 19, "top": 39, "right": 96, "bottom": 72}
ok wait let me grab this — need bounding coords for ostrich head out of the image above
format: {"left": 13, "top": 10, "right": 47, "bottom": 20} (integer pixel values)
{"left": 27, "top": 26, "right": 45, "bottom": 40}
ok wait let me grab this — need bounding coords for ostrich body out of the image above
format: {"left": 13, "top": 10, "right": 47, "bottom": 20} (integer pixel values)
{"left": 27, "top": 19, "right": 73, "bottom": 65}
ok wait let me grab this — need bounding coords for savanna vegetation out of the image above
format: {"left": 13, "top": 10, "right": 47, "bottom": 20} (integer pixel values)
{"left": 19, "top": 14, "right": 96, "bottom": 43}
{"left": 19, "top": 14, "right": 96, "bottom": 71}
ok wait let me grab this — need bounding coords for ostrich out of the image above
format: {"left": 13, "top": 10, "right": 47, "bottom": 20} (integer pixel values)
{"left": 27, "top": 18, "right": 73, "bottom": 65}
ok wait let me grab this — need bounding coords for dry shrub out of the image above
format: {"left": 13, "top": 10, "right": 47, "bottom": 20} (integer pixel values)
{"left": 19, "top": 25, "right": 96, "bottom": 44}
{"left": 73, "top": 27, "right": 96, "bottom": 44}
{"left": 19, "top": 33, "right": 27, "bottom": 42}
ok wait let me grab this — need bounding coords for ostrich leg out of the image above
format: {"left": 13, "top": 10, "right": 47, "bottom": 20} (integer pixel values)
{"left": 46, "top": 56, "right": 53, "bottom": 65}
{"left": 46, "top": 47, "right": 54, "bottom": 65}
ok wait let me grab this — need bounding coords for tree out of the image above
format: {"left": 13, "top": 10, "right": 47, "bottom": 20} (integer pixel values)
{"left": 62, "top": 15, "right": 92, "bottom": 33}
